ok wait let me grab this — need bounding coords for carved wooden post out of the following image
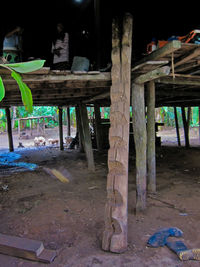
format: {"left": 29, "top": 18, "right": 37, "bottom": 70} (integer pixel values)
{"left": 102, "top": 13, "right": 132, "bottom": 253}
{"left": 5, "top": 107, "right": 14, "bottom": 152}
{"left": 58, "top": 107, "right": 64, "bottom": 151}
{"left": 132, "top": 82, "right": 147, "bottom": 212}
{"left": 147, "top": 81, "right": 156, "bottom": 193}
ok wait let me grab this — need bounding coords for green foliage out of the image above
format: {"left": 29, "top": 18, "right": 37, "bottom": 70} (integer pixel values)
{"left": 0, "top": 76, "right": 5, "bottom": 101}
{"left": 4, "top": 60, "right": 45, "bottom": 73}
{"left": 11, "top": 71, "right": 33, "bottom": 113}
{"left": 0, "top": 60, "right": 45, "bottom": 113}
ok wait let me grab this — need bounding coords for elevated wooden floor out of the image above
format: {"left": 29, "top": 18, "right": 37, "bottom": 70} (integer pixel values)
{"left": 1, "top": 41, "right": 200, "bottom": 108}
{"left": 132, "top": 40, "right": 200, "bottom": 107}
{"left": 0, "top": 69, "right": 111, "bottom": 107}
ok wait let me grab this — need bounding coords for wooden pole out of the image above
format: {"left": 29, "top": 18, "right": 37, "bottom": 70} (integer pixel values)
{"left": 67, "top": 107, "right": 71, "bottom": 136}
{"left": 181, "top": 107, "right": 190, "bottom": 148}
{"left": 58, "top": 107, "right": 64, "bottom": 151}
{"left": 102, "top": 13, "right": 132, "bottom": 253}
{"left": 132, "top": 82, "right": 147, "bottom": 212}
{"left": 5, "top": 107, "right": 14, "bottom": 152}
{"left": 75, "top": 106, "right": 84, "bottom": 152}
{"left": 199, "top": 107, "right": 200, "bottom": 143}
{"left": 147, "top": 81, "right": 156, "bottom": 193}
{"left": 174, "top": 107, "right": 181, "bottom": 146}
{"left": 94, "top": 104, "right": 103, "bottom": 150}
{"left": 79, "top": 104, "right": 95, "bottom": 171}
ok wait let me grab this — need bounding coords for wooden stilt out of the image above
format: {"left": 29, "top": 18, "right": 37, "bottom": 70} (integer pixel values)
{"left": 102, "top": 13, "right": 132, "bottom": 253}
{"left": 5, "top": 107, "right": 14, "bottom": 152}
{"left": 94, "top": 104, "right": 103, "bottom": 150}
{"left": 174, "top": 107, "right": 181, "bottom": 146}
{"left": 79, "top": 104, "right": 95, "bottom": 171}
{"left": 67, "top": 107, "right": 71, "bottom": 136}
{"left": 58, "top": 107, "right": 64, "bottom": 151}
{"left": 181, "top": 107, "right": 190, "bottom": 148}
{"left": 132, "top": 82, "right": 147, "bottom": 212}
{"left": 199, "top": 107, "right": 200, "bottom": 143}
{"left": 75, "top": 106, "right": 84, "bottom": 152}
{"left": 147, "top": 81, "right": 156, "bottom": 193}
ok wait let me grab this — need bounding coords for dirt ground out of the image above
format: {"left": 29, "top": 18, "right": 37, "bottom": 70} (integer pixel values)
{"left": 1, "top": 127, "right": 200, "bottom": 266}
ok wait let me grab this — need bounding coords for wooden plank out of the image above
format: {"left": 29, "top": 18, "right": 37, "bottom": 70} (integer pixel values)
{"left": 132, "top": 82, "right": 147, "bottom": 212}
{"left": 134, "top": 66, "right": 170, "bottom": 84}
{"left": 102, "top": 13, "right": 132, "bottom": 253}
{"left": 157, "top": 74, "right": 200, "bottom": 86}
{"left": 131, "top": 60, "right": 169, "bottom": 72}
{"left": 147, "top": 81, "right": 156, "bottom": 193}
{"left": 132, "top": 40, "right": 181, "bottom": 68}
{"left": 0, "top": 233, "right": 56, "bottom": 263}
{"left": 174, "top": 47, "right": 200, "bottom": 68}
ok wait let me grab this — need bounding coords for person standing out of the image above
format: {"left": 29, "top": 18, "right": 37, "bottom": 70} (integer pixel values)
{"left": 51, "top": 23, "right": 69, "bottom": 70}
{"left": 3, "top": 26, "right": 23, "bottom": 63}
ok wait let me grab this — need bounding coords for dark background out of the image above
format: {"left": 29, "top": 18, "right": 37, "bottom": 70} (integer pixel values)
{"left": 0, "top": 0, "right": 199, "bottom": 68}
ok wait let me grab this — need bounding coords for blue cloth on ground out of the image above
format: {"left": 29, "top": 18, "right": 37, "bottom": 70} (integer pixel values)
{"left": 166, "top": 240, "right": 188, "bottom": 254}
{"left": 147, "top": 227, "right": 183, "bottom": 248}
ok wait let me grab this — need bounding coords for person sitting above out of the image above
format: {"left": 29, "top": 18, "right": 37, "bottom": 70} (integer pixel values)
{"left": 51, "top": 23, "right": 69, "bottom": 70}
{"left": 3, "top": 26, "right": 23, "bottom": 63}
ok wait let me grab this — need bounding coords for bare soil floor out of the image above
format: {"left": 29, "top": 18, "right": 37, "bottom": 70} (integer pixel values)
{"left": 0, "top": 127, "right": 200, "bottom": 266}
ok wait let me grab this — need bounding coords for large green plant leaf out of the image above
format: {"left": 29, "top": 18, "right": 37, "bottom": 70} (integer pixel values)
{"left": 0, "top": 76, "right": 5, "bottom": 101}
{"left": 11, "top": 71, "right": 33, "bottom": 113}
{"left": 4, "top": 60, "right": 45, "bottom": 73}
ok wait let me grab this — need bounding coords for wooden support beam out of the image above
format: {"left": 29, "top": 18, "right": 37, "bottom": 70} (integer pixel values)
{"left": 134, "top": 66, "right": 170, "bottom": 84}
{"left": 94, "top": 104, "right": 103, "bottom": 150}
{"left": 79, "top": 104, "right": 95, "bottom": 171}
{"left": 75, "top": 106, "right": 84, "bottom": 152}
{"left": 147, "top": 81, "right": 156, "bottom": 193}
{"left": 67, "top": 107, "right": 71, "bottom": 136}
{"left": 158, "top": 74, "right": 200, "bottom": 86}
{"left": 58, "top": 107, "right": 64, "bottom": 151}
{"left": 132, "top": 40, "right": 181, "bottom": 68}
{"left": 174, "top": 47, "right": 200, "bottom": 68}
{"left": 174, "top": 107, "right": 181, "bottom": 146}
{"left": 5, "top": 107, "right": 14, "bottom": 152}
{"left": 102, "top": 13, "right": 132, "bottom": 253}
{"left": 132, "top": 82, "right": 147, "bottom": 212}
{"left": 181, "top": 107, "right": 190, "bottom": 148}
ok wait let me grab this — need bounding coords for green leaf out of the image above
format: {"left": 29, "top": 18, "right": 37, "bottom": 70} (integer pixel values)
{"left": 4, "top": 60, "right": 45, "bottom": 73}
{"left": 11, "top": 71, "right": 33, "bottom": 113}
{"left": 0, "top": 76, "right": 5, "bottom": 101}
